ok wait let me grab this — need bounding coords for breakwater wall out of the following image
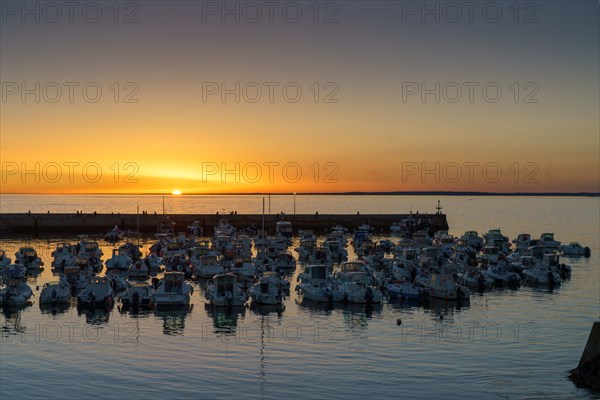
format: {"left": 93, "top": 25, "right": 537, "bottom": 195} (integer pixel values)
{"left": 0, "top": 213, "right": 448, "bottom": 237}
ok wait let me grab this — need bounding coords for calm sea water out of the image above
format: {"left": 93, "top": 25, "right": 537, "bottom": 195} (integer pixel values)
{"left": 0, "top": 195, "right": 599, "bottom": 399}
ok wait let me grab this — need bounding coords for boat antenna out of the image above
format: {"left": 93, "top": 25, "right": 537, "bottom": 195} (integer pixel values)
{"left": 436, "top": 200, "right": 442, "bottom": 215}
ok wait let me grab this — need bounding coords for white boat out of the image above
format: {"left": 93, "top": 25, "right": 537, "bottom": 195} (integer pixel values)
{"left": 386, "top": 280, "right": 421, "bottom": 301}
{"left": 273, "top": 251, "right": 296, "bottom": 272}
{"left": 0, "top": 263, "right": 27, "bottom": 280}
{"left": 214, "top": 219, "right": 236, "bottom": 236}
{"left": 337, "top": 263, "right": 383, "bottom": 304}
{"left": 308, "top": 247, "right": 333, "bottom": 266}
{"left": 77, "top": 238, "right": 103, "bottom": 258}
{"left": 104, "top": 270, "right": 130, "bottom": 292}
{"left": 457, "top": 268, "right": 493, "bottom": 290}
{"left": 128, "top": 260, "right": 150, "bottom": 280}
{"left": 275, "top": 220, "right": 293, "bottom": 238}
{"left": 538, "top": 232, "right": 561, "bottom": 250}
{"left": 460, "top": 231, "right": 484, "bottom": 249}
{"left": 295, "top": 265, "right": 344, "bottom": 303}
{"left": 0, "top": 250, "right": 11, "bottom": 268}
{"left": 143, "top": 253, "right": 165, "bottom": 270}
{"left": 40, "top": 280, "right": 71, "bottom": 304}
{"left": 512, "top": 233, "right": 532, "bottom": 252}
{"left": 77, "top": 276, "right": 115, "bottom": 307}
{"left": 104, "top": 225, "right": 124, "bottom": 243}
{"left": 523, "top": 267, "right": 561, "bottom": 286}
{"left": 560, "top": 242, "right": 591, "bottom": 257}
{"left": 15, "top": 246, "right": 44, "bottom": 269}
{"left": 0, "top": 279, "right": 33, "bottom": 306}
{"left": 193, "top": 254, "right": 223, "bottom": 279}
{"left": 249, "top": 280, "right": 284, "bottom": 305}
{"left": 483, "top": 265, "right": 521, "bottom": 286}
{"left": 187, "top": 220, "right": 204, "bottom": 237}
{"left": 51, "top": 243, "right": 76, "bottom": 269}
{"left": 205, "top": 273, "right": 247, "bottom": 307}
{"left": 322, "top": 240, "right": 348, "bottom": 263}
{"left": 120, "top": 283, "right": 155, "bottom": 308}
{"left": 105, "top": 248, "right": 133, "bottom": 271}
{"left": 162, "top": 241, "right": 188, "bottom": 269}
{"left": 226, "top": 257, "right": 257, "bottom": 277}
{"left": 153, "top": 272, "right": 192, "bottom": 308}
{"left": 260, "top": 271, "right": 290, "bottom": 291}
{"left": 541, "top": 253, "right": 571, "bottom": 279}
{"left": 63, "top": 265, "right": 90, "bottom": 292}
{"left": 419, "top": 273, "right": 470, "bottom": 301}
{"left": 479, "top": 245, "right": 500, "bottom": 265}
{"left": 295, "top": 239, "right": 316, "bottom": 261}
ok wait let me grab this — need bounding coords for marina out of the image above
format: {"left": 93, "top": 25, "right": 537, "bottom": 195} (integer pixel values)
{"left": 0, "top": 195, "right": 598, "bottom": 399}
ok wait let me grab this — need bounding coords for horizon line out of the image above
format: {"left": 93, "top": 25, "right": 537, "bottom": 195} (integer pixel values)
{"left": 1, "top": 191, "right": 599, "bottom": 197}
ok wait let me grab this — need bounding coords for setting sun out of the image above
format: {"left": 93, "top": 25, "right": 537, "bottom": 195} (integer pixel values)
{"left": 172, "top": 190, "right": 182, "bottom": 195}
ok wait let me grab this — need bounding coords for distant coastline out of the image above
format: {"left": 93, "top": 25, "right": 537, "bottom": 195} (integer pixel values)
{"left": 1, "top": 192, "right": 598, "bottom": 197}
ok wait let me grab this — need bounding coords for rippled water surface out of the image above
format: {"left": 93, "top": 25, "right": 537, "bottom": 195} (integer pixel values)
{"left": 1, "top": 195, "right": 599, "bottom": 399}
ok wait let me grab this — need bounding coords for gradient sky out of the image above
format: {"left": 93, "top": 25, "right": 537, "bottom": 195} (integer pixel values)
{"left": 1, "top": 1, "right": 598, "bottom": 194}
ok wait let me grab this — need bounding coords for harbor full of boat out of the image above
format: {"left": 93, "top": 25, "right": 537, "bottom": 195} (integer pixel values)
{"left": 0, "top": 217, "right": 590, "bottom": 316}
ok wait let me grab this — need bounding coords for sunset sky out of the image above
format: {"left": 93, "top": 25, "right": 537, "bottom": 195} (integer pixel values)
{"left": 1, "top": 1, "right": 598, "bottom": 194}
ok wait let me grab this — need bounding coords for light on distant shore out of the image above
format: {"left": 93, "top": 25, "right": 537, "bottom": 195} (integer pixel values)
{"left": 172, "top": 190, "right": 182, "bottom": 195}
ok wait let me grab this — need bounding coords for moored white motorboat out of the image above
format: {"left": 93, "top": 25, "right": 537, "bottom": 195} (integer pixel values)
{"left": 275, "top": 220, "right": 293, "bottom": 238}
{"left": 0, "top": 263, "right": 27, "bottom": 280}
{"left": 338, "top": 271, "right": 384, "bottom": 304}
{"left": 128, "top": 260, "right": 150, "bottom": 280}
{"left": 483, "top": 265, "right": 521, "bottom": 286}
{"left": 248, "top": 280, "right": 284, "bottom": 305}
{"left": 40, "top": 280, "right": 71, "bottom": 304}
{"left": 120, "top": 283, "right": 155, "bottom": 308}
{"left": 273, "top": 251, "right": 296, "bottom": 272}
{"left": 105, "top": 248, "right": 133, "bottom": 271}
{"left": 0, "top": 279, "right": 33, "bottom": 306}
{"left": 15, "top": 246, "right": 44, "bottom": 269}
{"left": 295, "top": 265, "right": 344, "bottom": 303}
{"left": 143, "top": 253, "right": 165, "bottom": 270}
{"left": 104, "top": 225, "right": 124, "bottom": 243}
{"left": 153, "top": 272, "right": 192, "bottom": 308}
{"left": 457, "top": 268, "right": 493, "bottom": 290}
{"left": 77, "top": 276, "right": 115, "bottom": 308}
{"left": 419, "top": 273, "right": 470, "bottom": 301}
{"left": 205, "top": 273, "right": 247, "bottom": 307}
{"left": 560, "top": 242, "right": 591, "bottom": 257}
{"left": 193, "top": 254, "right": 223, "bottom": 279}
{"left": 386, "top": 280, "right": 421, "bottom": 301}
{"left": 51, "top": 243, "right": 76, "bottom": 269}
{"left": 523, "top": 267, "right": 561, "bottom": 286}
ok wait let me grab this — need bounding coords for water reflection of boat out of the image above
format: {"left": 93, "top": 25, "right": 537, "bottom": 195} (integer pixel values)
{"left": 250, "top": 302, "right": 285, "bottom": 316}
{"left": 205, "top": 305, "right": 246, "bottom": 336}
{"left": 154, "top": 308, "right": 190, "bottom": 335}
{"left": 1, "top": 306, "right": 28, "bottom": 336}
{"left": 423, "top": 296, "right": 470, "bottom": 319}
{"left": 39, "top": 301, "right": 71, "bottom": 315}
{"left": 78, "top": 307, "right": 111, "bottom": 325}
{"left": 341, "top": 303, "right": 382, "bottom": 331}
